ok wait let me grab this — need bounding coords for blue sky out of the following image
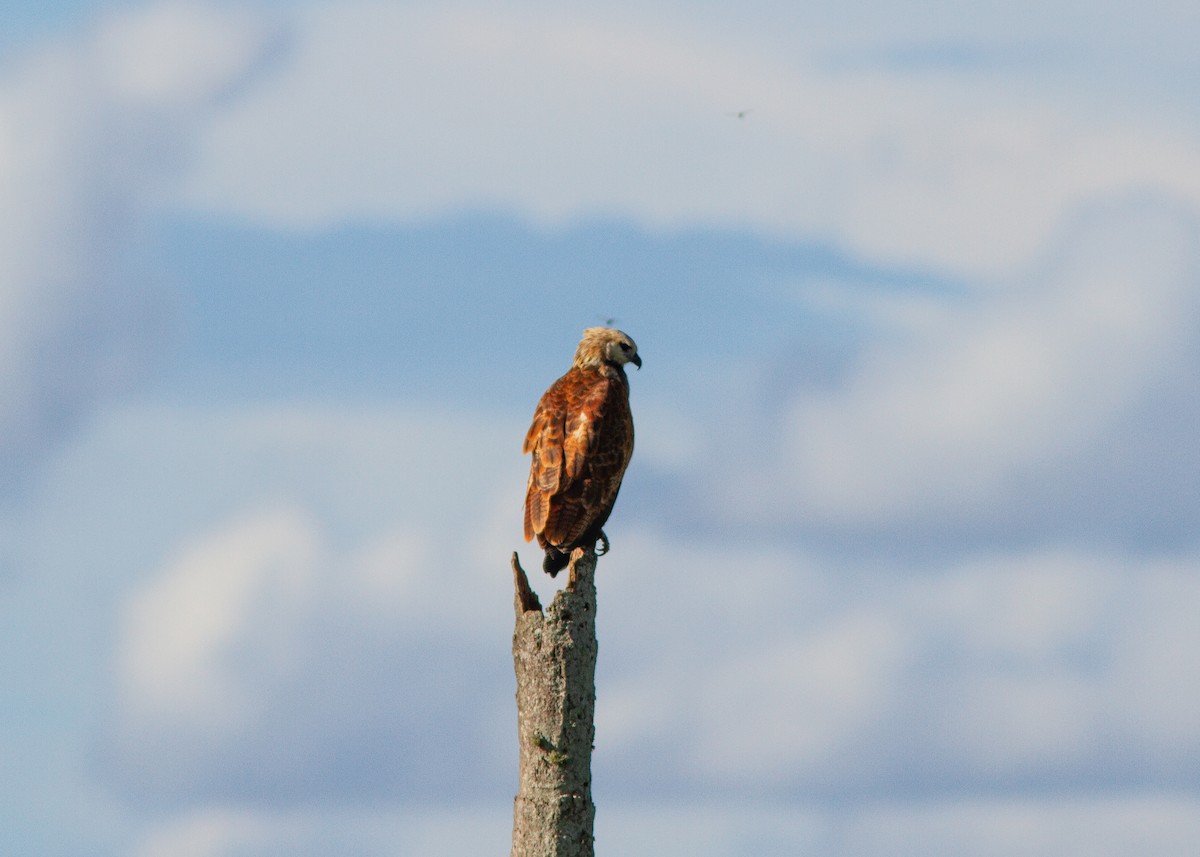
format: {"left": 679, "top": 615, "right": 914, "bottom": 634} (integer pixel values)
{"left": 3, "top": 1, "right": 1200, "bottom": 855}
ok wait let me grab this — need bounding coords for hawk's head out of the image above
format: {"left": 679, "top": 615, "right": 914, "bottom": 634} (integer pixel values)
{"left": 575, "top": 327, "right": 641, "bottom": 372}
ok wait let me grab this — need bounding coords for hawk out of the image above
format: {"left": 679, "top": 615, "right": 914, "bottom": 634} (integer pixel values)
{"left": 523, "top": 327, "right": 640, "bottom": 576}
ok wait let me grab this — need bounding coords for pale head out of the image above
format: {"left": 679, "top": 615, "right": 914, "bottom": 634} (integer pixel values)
{"left": 573, "top": 327, "right": 641, "bottom": 372}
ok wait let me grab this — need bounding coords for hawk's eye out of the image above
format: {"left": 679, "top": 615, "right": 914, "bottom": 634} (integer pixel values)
{"left": 619, "top": 342, "right": 632, "bottom": 353}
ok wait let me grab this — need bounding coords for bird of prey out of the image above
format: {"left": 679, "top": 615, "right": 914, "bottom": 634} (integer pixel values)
{"left": 523, "top": 327, "right": 640, "bottom": 577}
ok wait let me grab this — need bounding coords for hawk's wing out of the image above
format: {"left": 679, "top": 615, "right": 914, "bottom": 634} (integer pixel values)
{"left": 523, "top": 376, "right": 569, "bottom": 542}
{"left": 523, "top": 368, "right": 626, "bottom": 547}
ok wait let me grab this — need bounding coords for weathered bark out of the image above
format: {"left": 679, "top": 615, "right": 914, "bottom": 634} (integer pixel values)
{"left": 510, "top": 548, "right": 597, "bottom": 857}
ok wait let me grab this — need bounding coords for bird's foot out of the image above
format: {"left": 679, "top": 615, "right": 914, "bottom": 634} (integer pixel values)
{"left": 595, "top": 529, "right": 610, "bottom": 556}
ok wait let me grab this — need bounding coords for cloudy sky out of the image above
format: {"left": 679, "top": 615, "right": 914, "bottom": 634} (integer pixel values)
{"left": 3, "top": 1, "right": 1200, "bottom": 855}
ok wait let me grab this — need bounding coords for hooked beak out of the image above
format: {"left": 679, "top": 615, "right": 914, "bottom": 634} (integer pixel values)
{"left": 631, "top": 354, "right": 642, "bottom": 370}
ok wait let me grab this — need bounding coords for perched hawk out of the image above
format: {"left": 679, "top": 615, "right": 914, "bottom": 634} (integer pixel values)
{"left": 523, "top": 327, "right": 640, "bottom": 576}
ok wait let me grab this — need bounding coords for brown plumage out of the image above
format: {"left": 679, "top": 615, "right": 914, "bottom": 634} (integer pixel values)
{"left": 523, "top": 327, "right": 640, "bottom": 576}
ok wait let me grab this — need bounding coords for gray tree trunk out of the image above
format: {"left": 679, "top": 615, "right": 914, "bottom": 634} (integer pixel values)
{"left": 510, "top": 548, "right": 598, "bottom": 857}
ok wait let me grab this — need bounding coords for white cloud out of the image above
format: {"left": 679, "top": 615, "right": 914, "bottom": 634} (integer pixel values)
{"left": 134, "top": 809, "right": 275, "bottom": 857}
{"left": 692, "top": 607, "right": 912, "bottom": 782}
{"left": 177, "top": 2, "right": 1200, "bottom": 276}
{"left": 31, "top": 398, "right": 1196, "bottom": 842}
{"left": 593, "top": 531, "right": 1200, "bottom": 795}
{"left": 89, "top": 3, "right": 276, "bottom": 107}
{"left": 132, "top": 805, "right": 511, "bottom": 857}
{"left": 0, "top": 2, "right": 277, "bottom": 489}
{"left": 107, "top": 499, "right": 504, "bottom": 802}
{"left": 97, "top": 403, "right": 525, "bottom": 804}
{"left": 702, "top": 194, "right": 1200, "bottom": 543}
{"left": 838, "top": 796, "right": 1200, "bottom": 857}
{"left": 118, "top": 507, "right": 324, "bottom": 737}
{"left": 1106, "top": 559, "right": 1200, "bottom": 757}
{"left": 129, "top": 796, "right": 1200, "bottom": 857}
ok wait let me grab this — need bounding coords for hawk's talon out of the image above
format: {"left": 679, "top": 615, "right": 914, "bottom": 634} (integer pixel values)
{"left": 596, "top": 530, "right": 610, "bottom": 556}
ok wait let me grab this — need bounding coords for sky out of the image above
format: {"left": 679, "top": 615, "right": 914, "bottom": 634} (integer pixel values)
{"left": 2, "top": 1, "right": 1200, "bottom": 855}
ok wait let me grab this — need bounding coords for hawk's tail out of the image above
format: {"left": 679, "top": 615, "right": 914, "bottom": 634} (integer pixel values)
{"left": 542, "top": 546, "right": 569, "bottom": 577}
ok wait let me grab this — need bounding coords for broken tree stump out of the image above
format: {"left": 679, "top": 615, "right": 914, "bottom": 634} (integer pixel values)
{"left": 510, "top": 548, "right": 598, "bottom": 857}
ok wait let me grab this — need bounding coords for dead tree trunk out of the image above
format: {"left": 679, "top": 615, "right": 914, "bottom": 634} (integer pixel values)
{"left": 510, "top": 548, "right": 597, "bottom": 857}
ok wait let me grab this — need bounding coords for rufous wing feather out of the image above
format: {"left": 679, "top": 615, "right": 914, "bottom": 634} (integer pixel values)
{"left": 523, "top": 380, "right": 569, "bottom": 542}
